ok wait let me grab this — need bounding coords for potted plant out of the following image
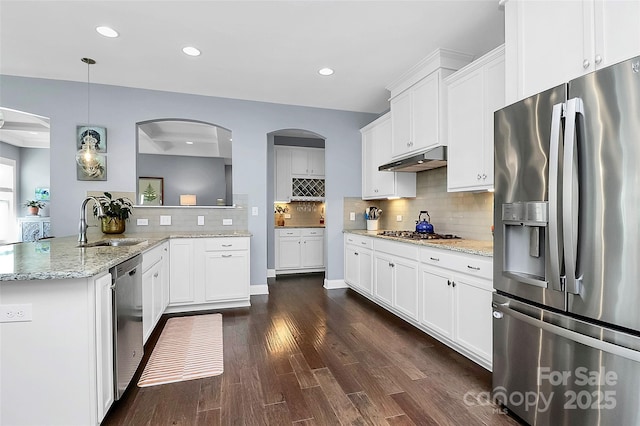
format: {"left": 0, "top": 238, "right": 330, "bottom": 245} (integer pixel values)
{"left": 274, "top": 204, "right": 289, "bottom": 226}
{"left": 92, "top": 192, "right": 134, "bottom": 234}
{"left": 24, "top": 200, "right": 45, "bottom": 216}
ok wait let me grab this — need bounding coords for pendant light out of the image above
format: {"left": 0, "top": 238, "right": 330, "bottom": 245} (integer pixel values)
{"left": 75, "top": 57, "right": 101, "bottom": 175}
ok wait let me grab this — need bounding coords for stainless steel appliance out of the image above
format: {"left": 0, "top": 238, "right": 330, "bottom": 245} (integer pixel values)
{"left": 110, "top": 254, "right": 143, "bottom": 400}
{"left": 493, "top": 56, "right": 640, "bottom": 425}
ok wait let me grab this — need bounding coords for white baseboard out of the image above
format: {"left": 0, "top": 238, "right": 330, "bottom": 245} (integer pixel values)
{"left": 323, "top": 278, "right": 348, "bottom": 290}
{"left": 267, "top": 269, "right": 276, "bottom": 278}
{"left": 250, "top": 284, "right": 270, "bottom": 295}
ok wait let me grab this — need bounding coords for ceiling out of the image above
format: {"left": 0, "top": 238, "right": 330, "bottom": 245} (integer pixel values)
{"left": 0, "top": 1, "right": 504, "bottom": 114}
{"left": 0, "top": 108, "right": 50, "bottom": 148}
{"left": 138, "top": 120, "right": 232, "bottom": 159}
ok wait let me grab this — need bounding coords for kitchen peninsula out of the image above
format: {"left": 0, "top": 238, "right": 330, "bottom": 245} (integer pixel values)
{"left": 0, "top": 231, "right": 250, "bottom": 426}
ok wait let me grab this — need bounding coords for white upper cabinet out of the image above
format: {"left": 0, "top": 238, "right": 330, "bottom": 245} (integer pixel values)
{"left": 386, "top": 49, "right": 474, "bottom": 159}
{"left": 361, "top": 113, "right": 416, "bottom": 200}
{"left": 446, "top": 45, "right": 505, "bottom": 192}
{"left": 504, "top": 0, "right": 640, "bottom": 103}
{"left": 275, "top": 147, "right": 292, "bottom": 202}
{"left": 390, "top": 71, "right": 444, "bottom": 158}
{"left": 291, "top": 147, "right": 325, "bottom": 177}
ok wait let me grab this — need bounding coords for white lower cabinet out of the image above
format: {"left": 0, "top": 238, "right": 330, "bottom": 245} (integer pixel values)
{"left": 344, "top": 234, "right": 373, "bottom": 295}
{"left": 343, "top": 233, "right": 493, "bottom": 370}
{"left": 373, "top": 239, "right": 419, "bottom": 321}
{"left": 275, "top": 228, "right": 325, "bottom": 274}
{"left": 95, "top": 272, "right": 114, "bottom": 423}
{"left": 168, "top": 237, "right": 251, "bottom": 312}
{"left": 142, "top": 242, "right": 169, "bottom": 344}
{"left": 420, "top": 267, "right": 454, "bottom": 339}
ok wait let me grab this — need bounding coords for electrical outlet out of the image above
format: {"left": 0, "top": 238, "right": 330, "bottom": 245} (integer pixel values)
{"left": 0, "top": 304, "right": 33, "bottom": 323}
{"left": 349, "top": 212, "right": 356, "bottom": 221}
{"left": 251, "top": 207, "right": 259, "bottom": 216}
{"left": 223, "top": 219, "right": 233, "bottom": 226}
{"left": 136, "top": 218, "right": 149, "bottom": 226}
{"left": 284, "top": 213, "right": 291, "bottom": 219}
{"left": 197, "top": 216, "right": 205, "bottom": 226}
{"left": 160, "top": 215, "right": 172, "bottom": 226}
{"left": 396, "top": 215, "right": 403, "bottom": 222}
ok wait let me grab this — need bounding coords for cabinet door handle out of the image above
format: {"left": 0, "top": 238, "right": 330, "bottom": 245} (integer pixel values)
{"left": 452, "top": 281, "right": 456, "bottom": 288}
{"left": 583, "top": 58, "right": 590, "bottom": 69}
{"left": 482, "top": 174, "right": 487, "bottom": 179}
{"left": 595, "top": 54, "right": 602, "bottom": 65}
{"left": 477, "top": 173, "right": 482, "bottom": 180}
{"left": 361, "top": 242, "right": 367, "bottom": 245}
{"left": 354, "top": 252, "right": 359, "bottom": 256}
{"left": 304, "top": 241, "right": 307, "bottom": 244}
{"left": 347, "top": 238, "right": 353, "bottom": 242}
{"left": 429, "top": 257, "right": 440, "bottom": 262}
{"left": 389, "top": 262, "right": 395, "bottom": 268}
{"left": 447, "top": 280, "right": 451, "bottom": 286}
{"left": 153, "top": 272, "right": 159, "bottom": 278}
{"left": 298, "top": 241, "right": 301, "bottom": 244}
{"left": 222, "top": 254, "right": 232, "bottom": 258}
{"left": 309, "top": 232, "right": 316, "bottom": 234}
{"left": 467, "top": 265, "right": 481, "bottom": 271}
{"left": 222, "top": 244, "right": 232, "bottom": 247}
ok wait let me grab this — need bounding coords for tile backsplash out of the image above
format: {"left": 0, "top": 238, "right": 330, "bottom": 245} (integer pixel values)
{"left": 344, "top": 167, "right": 494, "bottom": 241}
{"left": 87, "top": 192, "right": 248, "bottom": 233}
{"left": 274, "top": 201, "right": 325, "bottom": 227}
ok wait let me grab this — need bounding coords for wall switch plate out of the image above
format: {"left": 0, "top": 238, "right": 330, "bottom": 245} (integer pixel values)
{"left": 349, "top": 212, "right": 356, "bottom": 221}
{"left": 223, "top": 219, "right": 233, "bottom": 226}
{"left": 136, "top": 218, "right": 149, "bottom": 226}
{"left": 251, "top": 207, "right": 259, "bottom": 216}
{"left": 396, "top": 215, "right": 403, "bottom": 222}
{"left": 197, "top": 216, "right": 205, "bottom": 226}
{"left": 160, "top": 215, "right": 172, "bottom": 226}
{"left": 0, "top": 304, "right": 33, "bottom": 323}
{"left": 284, "top": 213, "right": 291, "bottom": 219}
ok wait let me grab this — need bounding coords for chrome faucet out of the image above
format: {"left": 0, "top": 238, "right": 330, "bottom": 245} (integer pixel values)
{"left": 78, "top": 197, "right": 105, "bottom": 245}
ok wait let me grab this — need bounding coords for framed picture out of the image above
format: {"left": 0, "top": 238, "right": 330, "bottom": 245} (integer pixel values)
{"left": 77, "top": 125, "right": 107, "bottom": 152}
{"left": 35, "top": 187, "right": 50, "bottom": 201}
{"left": 77, "top": 154, "right": 107, "bottom": 181}
{"left": 138, "top": 177, "right": 164, "bottom": 205}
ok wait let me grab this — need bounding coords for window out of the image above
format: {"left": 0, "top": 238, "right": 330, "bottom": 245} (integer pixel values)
{"left": 0, "top": 157, "right": 17, "bottom": 243}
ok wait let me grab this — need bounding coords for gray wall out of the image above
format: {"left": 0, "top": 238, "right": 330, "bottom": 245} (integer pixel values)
{"left": 137, "top": 154, "right": 227, "bottom": 206}
{"left": 1, "top": 75, "right": 375, "bottom": 285}
{"left": 0, "top": 142, "right": 51, "bottom": 217}
{"left": 19, "top": 147, "right": 50, "bottom": 216}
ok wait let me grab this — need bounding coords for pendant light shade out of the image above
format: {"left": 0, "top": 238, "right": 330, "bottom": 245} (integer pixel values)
{"left": 75, "top": 57, "right": 103, "bottom": 176}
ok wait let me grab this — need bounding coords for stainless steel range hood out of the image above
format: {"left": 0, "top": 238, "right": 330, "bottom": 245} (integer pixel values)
{"left": 378, "top": 146, "right": 447, "bottom": 172}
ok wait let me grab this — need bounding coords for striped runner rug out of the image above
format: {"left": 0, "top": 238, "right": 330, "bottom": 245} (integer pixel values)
{"left": 137, "top": 313, "right": 223, "bottom": 387}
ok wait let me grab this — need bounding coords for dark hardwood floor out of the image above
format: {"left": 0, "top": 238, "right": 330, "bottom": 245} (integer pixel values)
{"left": 104, "top": 273, "right": 520, "bottom": 425}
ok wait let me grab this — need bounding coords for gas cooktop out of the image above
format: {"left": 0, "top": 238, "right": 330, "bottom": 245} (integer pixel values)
{"left": 377, "top": 230, "right": 461, "bottom": 240}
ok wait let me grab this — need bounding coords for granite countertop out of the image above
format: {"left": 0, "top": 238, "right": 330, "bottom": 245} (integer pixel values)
{"left": 0, "top": 230, "right": 252, "bottom": 281}
{"left": 344, "top": 229, "right": 493, "bottom": 257}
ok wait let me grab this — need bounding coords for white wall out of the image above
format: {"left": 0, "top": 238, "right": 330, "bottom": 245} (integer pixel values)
{"left": 0, "top": 75, "right": 375, "bottom": 285}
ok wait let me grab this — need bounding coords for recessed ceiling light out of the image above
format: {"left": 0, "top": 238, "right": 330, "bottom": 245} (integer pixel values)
{"left": 318, "top": 67, "right": 334, "bottom": 76}
{"left": 96, "top": 26, "right": 119, "bottom": 38}
{"left": 186, "top": 141, "right": 194, "bottom": 145}
{"left": 182, "top": 46, "right": 201, "bottom": 57}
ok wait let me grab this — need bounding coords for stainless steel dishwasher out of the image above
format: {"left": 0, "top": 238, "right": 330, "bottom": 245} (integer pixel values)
{"left": 110, "top": 254, "right": 143, "bottom": 400}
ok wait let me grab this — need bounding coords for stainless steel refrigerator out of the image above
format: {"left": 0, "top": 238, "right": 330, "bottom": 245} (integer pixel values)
{"left": 493, "top": 55, "right": 640, "bottom": 425}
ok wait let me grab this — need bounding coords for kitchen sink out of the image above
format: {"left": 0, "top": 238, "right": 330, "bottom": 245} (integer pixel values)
{"left": 79, "top": 239, "right": 148, "bottom": 248}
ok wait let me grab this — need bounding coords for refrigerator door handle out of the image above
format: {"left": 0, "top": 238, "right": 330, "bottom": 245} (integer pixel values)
{"left": 548, "top": 102, "right": 565, "bottom": 292}
{"left": 494, "top": 301, "right": 640, "bottom": 363}
{"left": 562, "top": 97, "right": 584, "bottom": 295}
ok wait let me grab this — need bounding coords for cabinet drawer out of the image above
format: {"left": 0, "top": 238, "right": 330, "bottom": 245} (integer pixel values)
{"left": 142, "top": 242, "right": 167, "bottom": 272}
{"left": 204, "top": 237, "right": 249, "bottom": 252}
{"left": 374, "top": 239, "right": 418, "bottom": 260}
{"left": 301, "top": 228, "right": 324, "bottom": 237}
{"left": 344, "top": 234, "right": 373, "bottom": 249}
{"left": 420, "top": 247, "right": 492, "bottom": 281}
{"left": 278, "top": 229, "right": 301, "bottom": 237}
